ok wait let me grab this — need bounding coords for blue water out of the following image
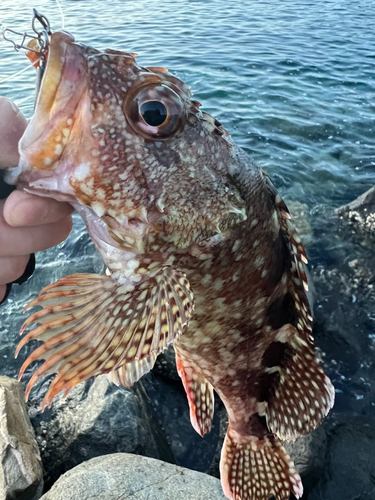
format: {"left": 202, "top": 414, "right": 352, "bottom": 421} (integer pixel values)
{"left": 1, "top": 0, "right": 374, "bottom": 207}
{"left": 0, "top": 0, "right": 375, "bottom": 494}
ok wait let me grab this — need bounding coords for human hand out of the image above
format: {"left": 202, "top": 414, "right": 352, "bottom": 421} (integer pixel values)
{"left": 0, "top": 97, "right": 73, "bottom": 303}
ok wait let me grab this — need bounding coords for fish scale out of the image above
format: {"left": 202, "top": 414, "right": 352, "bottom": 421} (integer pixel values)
{"left": 4, "top": 27, "right": 335, "bottom": 500}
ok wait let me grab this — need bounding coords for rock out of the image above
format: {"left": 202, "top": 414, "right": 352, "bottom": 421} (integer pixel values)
{"left": 336, "top": 186, "right": 375, "bottom": 235}
{"left": 284, "top": 426, "right": 327, "bottom": 492}
{"left": 142, "top": 372, "right": 220, "bottom": 474}
{"left": 309, "top": 415, "right": 375, "bottom": 500}
{"left": 148, "top": 346, "right": 223, "bottom": 473}
{"left": 39, "top": 453, "right": 226, "bottom": 500}
{"left": 310, "top": 251, "right": 375, "bottom": 413}
{"left": 0, "top": 376, "right": 43, "bottom": 500}
{"left": 209, "top": 407, "right": 228, "bottom": 478}
{"left": 29, "top": 375, "right": 174, "bottom": 491}
{"left": 153, "top": 345, "right": 180, "bottom": 381}
{"left": 209, "top": 407, "right": 327, "bottom": 496}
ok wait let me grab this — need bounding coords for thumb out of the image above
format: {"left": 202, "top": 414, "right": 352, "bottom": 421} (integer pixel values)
{"left": 0, "top": 97, "right": 28, "bottom": 169}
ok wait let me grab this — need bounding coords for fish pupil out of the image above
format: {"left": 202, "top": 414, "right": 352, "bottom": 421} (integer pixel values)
{"left": 140, "top": 101, "right": 167, "bottom": 126}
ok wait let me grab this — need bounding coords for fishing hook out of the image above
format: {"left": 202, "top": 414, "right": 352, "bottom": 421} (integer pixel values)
{"left": 1, "top": 9, "right": 53, "bottom": 108}
{"left": 2, "top": 8, "right": 51, "bottom": 58}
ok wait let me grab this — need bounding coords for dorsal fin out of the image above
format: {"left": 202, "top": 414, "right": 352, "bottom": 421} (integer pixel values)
{"left": 146, "top": 66, "right": 168, "bottom": 73}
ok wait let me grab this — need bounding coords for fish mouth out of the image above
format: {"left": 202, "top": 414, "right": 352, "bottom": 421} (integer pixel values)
{"left": 34, "top": 31, "right": 85, "bottom": 116}
{"left": 19, "top": 31, "right": 88, "bottom": 169}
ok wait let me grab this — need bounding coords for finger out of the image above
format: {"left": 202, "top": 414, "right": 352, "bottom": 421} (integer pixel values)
{"left": 4, "top": 190, "right": 74, "bottom": 227}
{"left": 0, "top": 98, "right": 27, "bottom": 169}
{"left": 0, "top": 255, "right": 30, "bottom": 285}
{"left": 0, "top": 203, "right": 73, "bottom": 257}
{"left": 0, "top": 284, "right": 6, "bottom": 303}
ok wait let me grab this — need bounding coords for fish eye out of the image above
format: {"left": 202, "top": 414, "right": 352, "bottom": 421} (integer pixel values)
{"left": 124, "top": 84, "right": 185, "bottom": 140}
{"left": 140, "top": 101, "right": 168, "bottom": 127}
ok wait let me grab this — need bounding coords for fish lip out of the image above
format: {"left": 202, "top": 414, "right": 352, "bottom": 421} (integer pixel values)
{"left": 18, "top": 31, "right": 88, "bottom": 170}
{"left": 34, "top": 31, "right": 76, "bottom": 118}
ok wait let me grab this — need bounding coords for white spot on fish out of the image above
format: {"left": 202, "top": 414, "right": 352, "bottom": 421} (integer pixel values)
{"left": 272, "top": 210, "right": 279, "bottom": 228}
{"left": 54, "top": 144, "right": 63, "bottom": 155}
{"left": 213, "top": 278, "right": 224, "bottom": 291}
{"left": 254, "top": 256, "right": 264, "bottom": 268}
{"left": 91, "top": 202, "right": 105, "bottom": 217}
{"left": 232, "top": 239, "right": 241, "bottom": 253}
{"left": 96, "top": 188, "right": 106, "bottom": 200}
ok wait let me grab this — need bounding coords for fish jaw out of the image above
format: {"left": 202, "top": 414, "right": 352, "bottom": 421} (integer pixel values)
{"left": 19, "top": 31, "right": 89, "bottom": 172}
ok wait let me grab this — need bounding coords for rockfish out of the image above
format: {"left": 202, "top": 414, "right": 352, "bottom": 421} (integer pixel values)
{"left": 6, "top": 30, "right": 334, "bottom": 500}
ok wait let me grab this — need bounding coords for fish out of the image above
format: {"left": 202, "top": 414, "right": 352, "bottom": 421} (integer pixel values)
{"left": 6, "top": 30, "right": 335, "bottom": 500}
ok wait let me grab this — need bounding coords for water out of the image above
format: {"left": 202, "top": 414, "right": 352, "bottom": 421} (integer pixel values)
{"left": 0, "top": 0, "right": 375, "bottom": 490}
{"left": 1, "top": 0, "right": 374, "bottom": 206}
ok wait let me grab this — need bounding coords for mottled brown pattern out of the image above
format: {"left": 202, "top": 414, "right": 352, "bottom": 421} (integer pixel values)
{"left": 10, "top": 31, "right": 335, "bottom": 500}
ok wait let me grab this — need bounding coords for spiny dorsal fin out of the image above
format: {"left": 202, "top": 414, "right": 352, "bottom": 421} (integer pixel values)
{"left": 17, "top": 267, "right": 194, "bottom": 408}
{"left": 175, "top": 348, "right": 215, "bottom": 437}
{"left": 264, "top": 171, "right": 310, "bottom": 301}
{"left": 146, "top": 66, "right": 168, "bottom": 73}
{"left": 260, "top": 174, "right": 334, "bottom": 440}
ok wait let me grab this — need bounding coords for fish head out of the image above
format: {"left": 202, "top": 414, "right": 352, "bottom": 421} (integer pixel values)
{"left": 12, "top": 30, "right": 246, "bottom": 252}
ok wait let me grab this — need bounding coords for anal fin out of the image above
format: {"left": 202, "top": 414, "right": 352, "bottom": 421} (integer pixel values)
{"left": 175, "top": 349, "right": 214, "bottom": 437}
{"left": 220, "top": 425, "right": 303, "bottom": 500}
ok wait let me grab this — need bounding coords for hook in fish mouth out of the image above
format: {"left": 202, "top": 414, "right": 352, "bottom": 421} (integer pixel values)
{"left": 2, "top": 8, "right": 51, "bottom": 58}
{"left": 2, "top": 9, "right": 52, "bottom": 105}
{"left": 2, "top": 8, "right": 52, "bottom": 107}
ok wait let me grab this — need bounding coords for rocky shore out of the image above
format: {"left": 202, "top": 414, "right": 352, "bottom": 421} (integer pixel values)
{"left": 0, "top": 187, "right": 374, "bottom": 500}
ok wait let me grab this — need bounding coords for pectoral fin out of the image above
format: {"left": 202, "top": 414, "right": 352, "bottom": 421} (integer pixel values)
{"left": 108, "top": 354, "right": 157, "bottom": 388}
{"left": 17, "top": 267, "right": 194, "bottom": 408}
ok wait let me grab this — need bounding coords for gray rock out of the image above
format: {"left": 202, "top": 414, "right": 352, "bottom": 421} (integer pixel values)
{"left": 0, "top": 376, "right": 43, "bottom": 500}
{"left": 153, "top": 345, "right": 179, "bottom": 381}
{"left": 39, "top": 453, "right": 226, "bottom": 500}
{"left": 336, "top": 186, "right": 375, "bottom": 235}
{"left": 209, "top": 407, "right": 229, "bottom": 479}
{"left": 29, "top": 375, "right": 174, "bottom": 490}
{"left": 284, "top": 426, "right": 327, "bottom": 491}
{"left": 309, "top": 415, "right": 375, "bottom": 500}
{"left": 142, "top": 372, "right": 220, "bottom": 474}
{"left": 310, "top": 249, "right": 375, "bottom": 414}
